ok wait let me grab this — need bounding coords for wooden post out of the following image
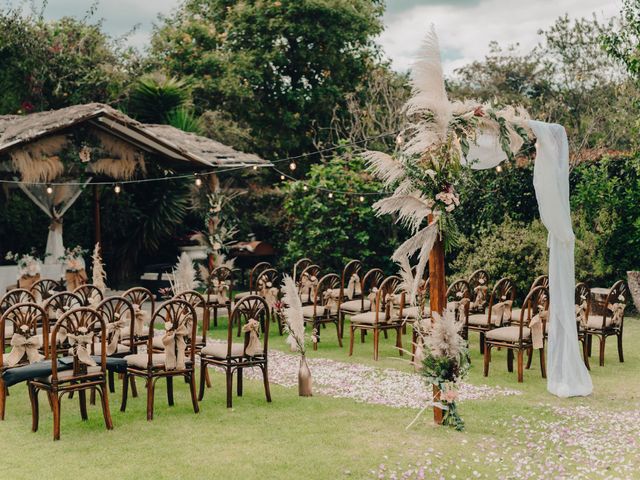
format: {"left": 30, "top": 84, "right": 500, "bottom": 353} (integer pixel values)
{"left": 429, "top": 234, "right": 446, "bottom": 316}
{"left": 93, "top": 184, "right": 101, "bottom": 247}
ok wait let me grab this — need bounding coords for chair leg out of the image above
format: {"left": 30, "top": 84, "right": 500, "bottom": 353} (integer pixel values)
{"left": 0, "top": 378, "right": 5, "bottom": 421}
{"left": 262, "top": 365, "right": 272, "bottom": 403}
{"left": 78, "top": 390, "right": 88, "bottom": 421}
{"left": 166, "top": 376, "right": 174, "bottom": 406}
{"left": 146, "top": 377, "right": 155, "bottom": 421}
{"left": 28, "top": 383, "right": 39, "bottom": 432}
{"left": 214, "top": 307, "right": 218, "bottom": 328}
{"left": 130, "top": 376, "right": 138, "bottom": 398}
{"left": 587, "top": 334, "right": 592, "bottom": 356}
{"left": 599, "top": 336, "right": 606, "bottom": 367}
{"left": 526, "top": 347, "right": 533, "bottom": 370}
{"left": 313, "top": 321, "right": 319, "bottom": 351}
{"left": 517, "top": 350, "right": 524, "bottom": 383}
{"left": 225, "top": 370, "right": 233, "bottom": 408}
{"left": 189, "top": 373, "right": 199, "bottom": 414}
{"left": 582, "top": 339, "right": 591, "bottom": 370}
{"left": 90, "top": 387, "right": 96, "bottom": 406}
{"left": 479, "top": 332, "right": 485, "bottom": 354}
{"left": 360, "top": 329, "right": 366, "bottom": 343}
{"left": 108, "top": 370, "right": 115, "bottom": 393}
{"left": 205, "top": 367, "right": 212, "bottom": 388}
{"left": 507, "top": 349, "right": 514, "bottom": 373}
{"left": 617, "top": 333, "right": 624, "bottom": 363}
{"left": 120, "top": 371, "right": 129, "bottom": 412}
{"left": 237, "top": 368, "right": 243, "bottom": 397}
{"left": 373, "top": 328, "right": 380, "bottom": 361}
{"left": 349, "top": 326, "right": 355, "bottom": 356}
{"left": 339, "top": 313, "right": 345, "bottom": 340}
{"left": 198, "top": 362, "right": 207, "bottom": 401}
{"left": 383, "top": 329, "right": 388, "bottom": 339}
{"left": 539, "top": 347, "right": 546, "bottom": 378}
{"left": 396, "top": 327, "right": 403, "bottom": 356}
{"left": 483, "top": 345, "right": 491, "bottom": 377}
{"left": 336, "top": 321, "right": 343, "bottom": 348}
{"left": 98, "top": 385, "right": 114, "bottom": 430}
{"left": 51, "top": 392, "right": 61, "bottom": 441}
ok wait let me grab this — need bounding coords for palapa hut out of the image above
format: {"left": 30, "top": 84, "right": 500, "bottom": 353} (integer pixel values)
{"left": 0, "top": 103, "right": 269, "bottom": 262}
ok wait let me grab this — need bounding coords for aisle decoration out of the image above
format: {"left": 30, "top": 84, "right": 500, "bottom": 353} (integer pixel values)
{"left": 91, "top": 242, "right": 107, "bottom": 293}
{"left": 5, "top": 250, "right": 45, "bottom": 289}
{"left": 277, "top": 275, "right": 313, "bottom": 396}
{"left": 59, "top": 246, "right": 88, "bottom": 290}
{"left": 169, "top": 252, "right": 198, "bottom": 295}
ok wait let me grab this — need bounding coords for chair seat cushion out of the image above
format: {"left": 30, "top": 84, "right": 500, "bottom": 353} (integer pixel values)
{"left": 486, "top": 326, "right": 530, "bottom": 343}
{"left": 350, "top": 311, "right": 393, "bottom": 324}
{"left": 301, "top": 304, "right": 337, "bottom": 318}
{"left": 586, "top": 316, "right": 613, "bottom": 329}
{"left": 124, "top": 353, "right": 167, "bottom": 369}
{"left": 36, "top": 366, "right": 102, "bottom": 383}
{"left": 339, "top": 299, "right": 370, "bottom": 313}
{"left": 120, "top": 326, "right": 150, "bottom": 340}
{"left": 400, "top": 306, "right": 429, "bottom": 320}
{"left": 234, "top": 291, "right": 250, "bottom": 300}
{"left": 3, "top": 324, "right": 13, "bottom": 339}
{"left": 510, "top": 308, "right": 522, "bottom": 322}
{"left": 467, "top": 314, "right": 489, "bottom": 326}
{"left": 201, "top": 342, "right": 252, "bottom": 358}
{"left": 92, "top": 342, "right": 129, "bottom": 355}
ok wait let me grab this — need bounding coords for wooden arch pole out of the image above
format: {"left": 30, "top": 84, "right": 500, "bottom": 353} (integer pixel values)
{"left": 428, "top": 230, "right": 447, "bottom": 425}
{"left": 93, "top": 184, "right": 101, "bottom": 247}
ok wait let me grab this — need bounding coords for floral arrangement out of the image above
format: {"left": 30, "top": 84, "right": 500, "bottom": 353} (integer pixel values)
{"left": 169, "top": 252, "right": 198, "bottom": 295}
{"left": 365, "top": 26, "right": 529, "bottom": 303}
{"left": 410, "top": 313, "right": 470, "bottom": 431}
{"left": 5, "top": 250, "right": 45, "bottom": 278}
{"left": 58, "top": 245, "right": 88, "bottom": 272}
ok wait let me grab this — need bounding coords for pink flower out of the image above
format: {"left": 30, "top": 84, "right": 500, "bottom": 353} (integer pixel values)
{"left": 443, "top": 389, "right": 458, "bottom": 403}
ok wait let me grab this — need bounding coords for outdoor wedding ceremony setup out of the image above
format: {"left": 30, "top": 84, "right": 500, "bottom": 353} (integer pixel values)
{"left": 0, "top": 1, "right": 639, "bottom": 479}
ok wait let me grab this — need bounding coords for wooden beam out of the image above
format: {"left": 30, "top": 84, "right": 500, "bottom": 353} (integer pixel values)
{"left": 93, "top": 184, "right": 101, "bottom": 247}
{"left": 429, "top": 234, "right": 446, "bottom": 316}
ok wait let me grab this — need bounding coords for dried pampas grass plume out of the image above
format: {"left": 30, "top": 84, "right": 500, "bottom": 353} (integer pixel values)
{"left": 10, "top": 135, "right": 67, "bottom": 182}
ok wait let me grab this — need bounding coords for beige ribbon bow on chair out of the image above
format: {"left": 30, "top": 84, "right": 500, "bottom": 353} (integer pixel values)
{"left": 162, "top": 321, "right": 190, "bottom": 370}
{"left": 106, "top": 314, "right": 129, "bottom": 355}
{"left": 346, "top": 273, "right": 360, "bottom": 300}
{"left": 242, "top": 318, "right": 262, "bottom": 356}
{"left": 367, "top": 287, "right": 379, "bottom": 311}
{"left": 608, "top": 303, "right": 626, "bottom": 327}
{"left": 529, "top": 309, "right": 547, "bottom": 349}
{"left": 131, "top": 304, "right": 149, "bottom": 336}
{"left": 4, "top": 327, "right": 44, "bottom": 367}
{"left": 490, "top": 300, "right": 512, "bottom": 326}
{"left": 67, "top": 327, "right": 97, "bottom": 366}
{"left": 471, "top": 286, "right": 488, "bottom": 310}
{"left": 575, "top": 301, "right": 588, "bottom": 329}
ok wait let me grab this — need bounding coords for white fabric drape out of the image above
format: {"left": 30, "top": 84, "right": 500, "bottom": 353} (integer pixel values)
{"left": 529, "top": 121, "right": 592, "bottom": 397}
{"left": 17, "top": 179, "right": 91, "bottom": 263}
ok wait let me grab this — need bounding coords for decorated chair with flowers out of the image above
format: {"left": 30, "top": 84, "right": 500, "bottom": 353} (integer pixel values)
{"left": 204, "top": 266, "right": 234, "bottom": 328}
{"left": 121, "top": 287, "right": 155, "bottom": 348}
{"left": 467, "top": 270, "right": 490, "bottom": 314}
{"left": 1, "top": 288, "right": 36, "bottom": 316}
{"left": 466, "top": 278, "right": 516, "bottom": 353}
{"left": 30, "top": 278, "right": 64, "bottom": 303}
{"left": 510, "top": 275, "right": 549, "bottom": 323}
{"left": 28, "top": 307, "right": 112, "bottom": 440}
{"left": 254, "top": 268, "right": 282, "bottom": 333}
{"left": 302, "top": 273, "right": 342, "bottom": 349}
{"left": 198, "top": 295, "right": 271, "bottom": 408}
{"left": 483, "top": 285, "right": 548, "bottom": 383}
{"left": 43, "top": 291, "right": 82, "bottom": 333}
{"left": 234, "top": 261, "right": 272, "bottom": 300}
{"left": 338, "top": 268, "right": 384, "bottom": 339}
{"left": 574, "top": 282, "right": 591, "bottom": 370}
{"left": 74, "top": 284, "right": 104, "bottom": 307}
{"left": 584, "top": 280, "right": 628, "bottom": 367}
{"left": 0, "top": 303, "right": 48, "bottom": 420}
{"left": 349, "top": 276, "right": 404, "bottom": 361}
{"left": 445, "top": 279, "right": 471, "bottom": 336}
{"left": 121, "top": 299, "right": 199, "bottom": 420}
{"left": 297, "top": 264, "right": 321, "bottom": 305}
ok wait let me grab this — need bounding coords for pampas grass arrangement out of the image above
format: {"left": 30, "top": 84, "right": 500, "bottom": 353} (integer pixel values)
{"left": 170, "top": 252, "right": 197, "bottom": 295}
{"left": 10, "top": 135, "right": 67, "bottom": 182}
{"left": 91, "top": 243, "right": 107, "bottom": 293}
{"left": 87, "top": 130, "right": 146, "bottom": 179}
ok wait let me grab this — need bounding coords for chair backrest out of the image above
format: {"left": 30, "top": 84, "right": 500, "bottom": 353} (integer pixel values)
{"left": 446, "top": 279, "right": 471, "bottom": 321}
{"left": 374, "top": 276, "right": 402, "bottom": 322}
{"left": 575, "top": 282, "right": 590, "bottom": 328}
{"left": 208, "top": 267, "right": 234, "bottom": 303}
{"left": 173, "top": 290, "right": 207, "bottom": 344}
{"left": 255, "top": 268, "right": 280, "bottom": 292}
{"left": 1, "top": 303, "right": 48, "bottom": 365}
{"left": 602, "top": 280, "right": 629, "bottom": 328}
{"left": 146, "top": 299, "right": 197, "bottom": 370}
{"left": 298, "top": 265, "right": 321, "bottom": 304}
{"left": 44, "top": 292, "right": 83, "bottom": 321}
{"left": 95, "top": 296, "right": 135, "bottom": 355}
{"left": 50, "top": 307, "right": 106, "bottom": 382}
{"left": 227, "top": 295, "right": 270, "bottom": 358}
{"left": 530, "top": 275, "right": 549, "bottom": 290}
{"left": 292, "top": 258, "right": 312, "bottom": 283}
{"left": 515, "top": 286, "right": 549, "bottom": 343}
{"left": 468, "top": 270, "right": 489, "bottom": 291}
{"left": 123, "top": 287, "right": 155, "bottom": 314}
{"left": 486, "top": 278, "right": 516, "bottom": 325}
{"left": 312, "top": 273, "right": 340, "bottom": 316}
{"left": 1, "top": 289, "right": 35, "bottom": 314}
{"left": 362, "top": 268, "right": 384, "bottom": 293}
{"left": 248, "top": 262, "right": 272, "bottom": 292}
{"left": 340, "top": 260, "right": 363, "bottom": 296}
{"left": 74, "top": 284, "right": 104, "bottom": 306}
{"left": 30, "top": 279, "right": 64, "bottom": 302}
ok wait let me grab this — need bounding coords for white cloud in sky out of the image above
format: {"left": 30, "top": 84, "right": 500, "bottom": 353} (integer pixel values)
{"left": 379, "top": 0, "right": 622, "bottom": 75}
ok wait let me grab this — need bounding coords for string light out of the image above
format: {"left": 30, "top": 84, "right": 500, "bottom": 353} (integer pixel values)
{"left": 302, "top": 185, "right": 308, "bottom": 191}
{"left": 328, "top": 192, "right": 334, "bottom": 199}
{"left": 359, "top": 195, "right": 365, "bottom": 202}
{"left": 195, "top": 176, "right": 203, "bottom": 187}
{"left": 253, "top": 165, "right": 258, "bottom": 170}
{"left": 114, "top": 184, "right": 121, "bottom": 194}
{"left": 496, "top": 165, "right": 503, "bottom": 173}
{"left": 46, "top": 185, "right": 53, "bottom": 195}
{"left": 289, "top": 161, "right": 297, "bottom": 171}
{"left": 280, "top": 174, "right": 286, "bottom": 181}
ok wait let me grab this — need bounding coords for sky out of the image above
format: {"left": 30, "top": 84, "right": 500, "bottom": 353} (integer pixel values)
{"left": 4, "top": 0, "right": 622, "bottom": 75}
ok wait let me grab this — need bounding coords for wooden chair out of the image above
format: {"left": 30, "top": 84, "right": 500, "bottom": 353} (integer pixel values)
{"left": 302, "top": 273, "right": 342, "bottom": 349}
{"left": 28, "top": 307, "right": 113, "bottom": 440}
{"left": 468, "top": 270, "right": 490, "bottom": 314}
{"left": 43, "top": 291, "right": 82, "bottom": 324}
{"left": 292, "top": 258, "right": 313, "bottom": 283}
{"left": 73, "top": 284, "right": 104, "bottom": 306}
{"left": 1, "top": 289, "right": 36, "bottom": 319}
{"left": 398, "top": 278, "right": 431, "bottom": 322}
{"left": 254, "top": 268, "right": 282, "bottom": 333}
{"left": 584, "top": 280, "right": 629, "bottom": 367}
{"left": 338, "top": 268, "right": 383, "bottom": 339}
{"left": 205, "top": 266, "right": 234, "bottom": 328}
{"left": 349, "top": 276, "right": 404, "bottom": 361}
{"left": 510, "top": 275, "right": 549, "bottom": 323}
{"left": 483, "top": 286, "right": 548, "bottom": 383}
{"left": 198, "top": 295, "right": 271, "bottom": 408}
{"left": 30, "top": 279, "right": 64, "bottom": 303}
{"left": 121, "top": 299, "right": 199, "bottom": 420}
{"left": 0, "top": 303, "right": 48, "bottom": 420}
{"left": 467, "top": 278, "right": 516, "bottom": 353}
{"left": 122, "top": 287, "right": 155, "bottom": 347}
{"left": 235, "top": 261, "right": 272, "bottom": 300}
{"left": 575, "top": 282, "right": 591, "bottom": 370}
{"left": 297, "top": 264, "right": 321, "bottom": 305}
{"left": 446, "top": 279, "right": 471, "bottom": 333}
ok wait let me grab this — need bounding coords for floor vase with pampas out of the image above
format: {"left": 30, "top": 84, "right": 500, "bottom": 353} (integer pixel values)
{"left": 298, "top": 355, "right": 312, "bottom": 397}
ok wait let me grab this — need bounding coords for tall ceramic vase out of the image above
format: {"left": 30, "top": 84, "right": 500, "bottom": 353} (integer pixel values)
{"left": 298, "top": 355, "right": 313, "bottom": 397}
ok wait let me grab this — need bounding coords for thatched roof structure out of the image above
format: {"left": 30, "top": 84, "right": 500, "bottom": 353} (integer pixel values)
{"left": 0, "top": 103, "right": 268, "bottom": 182}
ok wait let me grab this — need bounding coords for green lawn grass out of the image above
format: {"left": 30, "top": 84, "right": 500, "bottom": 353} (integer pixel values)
{"left": 1, "top": 314, "right": 638, "bottom": 480}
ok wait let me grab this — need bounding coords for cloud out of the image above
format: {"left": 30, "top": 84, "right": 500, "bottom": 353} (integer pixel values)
{"left": 378, "top": 0, "right": 622, "bottom": 74}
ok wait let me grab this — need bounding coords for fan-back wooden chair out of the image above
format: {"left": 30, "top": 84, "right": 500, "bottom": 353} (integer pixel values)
{"left": 73, "top": 284, "right": 104, "bottom": 306}
{"left": 297, "top": 264, "right": 321, "bottom": 305}
{"left": 302, "top": 273, "right": 342, "bottom": 349}
{"left": 122, "top": 287, "right": 155, "bottom": 347}
{"left": 467, "top": 278, "right": 516, "bottom": 353}
{"left": 205, "top": 266, "right": 234, "bottom": 328}
{"left": 235, "top": 261, "right": 272, "bottom": 300}
{"left": 468, "top": 270, "right": 490, "bottom": 314}
{"left": 292, "top": 258, "right": 313, "bottom": 283}
{"left": 575, "top": 282, "right": 591, "bottom": 370}
{"left": 30, "top": 279, "right": 64, "bottom": 303}
{"left": 338, "top": 268, "right": 383, "bottom": 339}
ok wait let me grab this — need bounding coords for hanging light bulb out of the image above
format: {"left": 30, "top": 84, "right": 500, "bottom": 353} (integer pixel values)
{"left": 114, "top": 184, "right": 121, "bottom": 194}
{"left": 46, "top": 185, "right": 53, "bottom": 195}
{"left": 328, "top": 192, "right": 334, "bottom": 199}
{"left": 359, "top": 195, "right": 365, "bottom": 202}
{"left": 496, "top": 165, "right": 503, "bottom": 173}
{"left": 280, "top": 174, "right": 286, "bottom": 181}
{"left": 253, "top": 165, "right": 258, "bottom": 171}
{"left": 195, "top": 176, "right": 203, "bottom": 187}
{"left": 302, "top": 185, "right": 308, "bottom": 191}
{"left": 289, "top": 161, "right": 297, "bottom": 171}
